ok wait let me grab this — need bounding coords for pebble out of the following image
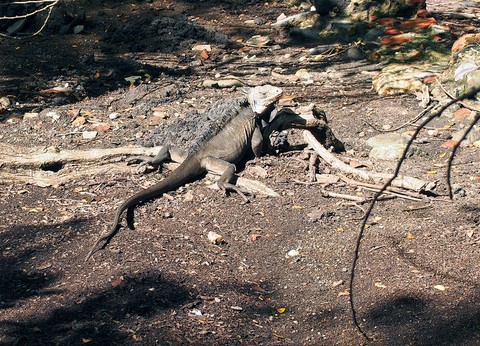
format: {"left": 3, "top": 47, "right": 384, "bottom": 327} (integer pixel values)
{"left": 23, "top": 112, "right": 39, "bottom": 120}
{"left": 73, "top": 25, "right": 84, "bottom": 35}
{"left": 46, "top": 111, "right": 61, "bottom": 122}
{"left": 207, "top": 231, "right": 223, "bottom": 245}
{"left": 0, "top": 97, "right": 11, "bottom": 107}
{"left": 108, "top": 112, "right": 120, "bottom": 120}
{"left": 366, "top": 133, "right": 418, "bottom": 160}
{"left": 287, "top": 249, "right": 300, "bottom": 257}
{"left": 82, "top": 131, "right": 97, "bottom": 139}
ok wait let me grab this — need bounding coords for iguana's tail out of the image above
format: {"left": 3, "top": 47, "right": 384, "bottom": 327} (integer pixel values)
{"left": 85, "top": 156, "right": 203, "bottom": 261}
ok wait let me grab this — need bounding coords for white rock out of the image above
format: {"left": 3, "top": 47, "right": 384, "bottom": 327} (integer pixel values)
{"left": 82, "top": 131, "right": 98, "bottom": 139}
{"left": 207, "top": 231, "right": 223, "bottom": 244}
{"left": 287, "top": 249, "right": 300, "bottom": 257}
{"left": 366, "top": 133, "right": 418, "bottom": 160}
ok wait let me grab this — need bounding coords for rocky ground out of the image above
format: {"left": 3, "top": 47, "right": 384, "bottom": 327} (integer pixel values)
{"left": 1, "top": 1, "right": 480, "bottom": 345}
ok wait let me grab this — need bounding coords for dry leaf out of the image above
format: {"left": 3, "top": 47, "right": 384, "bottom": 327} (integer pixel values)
{"left": 375, "top": 282, "right": 387, "bottom": 289}
{"left": 406, "top": 231, "right": 415, "bottom": 239}
{"left": 433, "top": 284, "right": 446, "bottom": 291}
{"left": 441, "top": 139, "right": 459, "bottom": 148}
{"left": 251, "top": 234, "right": 263, "bottom": 241}
{"left": 199, "top": 49, "right": 209, "bottom": 60}
{"left": 111, "top": 276, "right": 124, "bottom": 287}
{"left": 276, "top": 307, "right": 286, "bottom": 314}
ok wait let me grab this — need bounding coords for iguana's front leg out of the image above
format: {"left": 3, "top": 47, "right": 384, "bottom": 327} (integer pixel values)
{"left": 251, "top": 126, "right": 264, "bottom": 158}
{"left": 202, "top": 157, "right": 250, "bottom": 202}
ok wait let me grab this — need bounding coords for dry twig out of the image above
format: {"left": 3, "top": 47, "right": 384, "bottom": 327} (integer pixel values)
{"left": 347, "top": 86, "right": 480, "bottom": 340}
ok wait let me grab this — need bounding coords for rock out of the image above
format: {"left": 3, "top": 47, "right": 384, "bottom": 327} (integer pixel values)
{"left": 346, "top": 46, "right": 365, "bottom": 60}
{"left": 73, "top": 25, "right": 84, "bottom": 35}
{"left": 366, "top": 133, "right": 418, "bottom": 160}
{"left": 45, "top": 111, "right": 61, "bottom": 122}
{"left": 433, "top": 44, "right": 480, "bottom": 108}
{"left": 286, "top": 249, "right": 300, "bottom": 257}
{"left": 245, "top": 35, "right": 271, "bottom": 47}
{"left": 295, "top": 68, "right": 313, "bottom": 80}
{"left": 373, "top": 63, "right": 446, "bottom": 96}
{"left": 0, "top": 97, "right": 11, "bottom": 108}
{"left": 452, "top": 127, "right": 480, "bottom": 146}
{"left": 82, "top": 131, "right": 97, "bottom": 140}
{"left": 192, "top": 44, "right": 211, "bottom": 52}
{"left": 207, "top": 231, "right": 223, "bottom": 245}
{"left": 23, "top": 112, "right": 39, "bottom": 120}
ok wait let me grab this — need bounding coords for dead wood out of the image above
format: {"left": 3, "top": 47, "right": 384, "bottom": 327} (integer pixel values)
{"left": 303, "top": 131, "right": 436, "bottom": 193}
{"left": 0, "top": 143, "right": 278, "bottom": 196}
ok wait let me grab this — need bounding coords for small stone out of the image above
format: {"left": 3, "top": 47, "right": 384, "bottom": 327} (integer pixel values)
{"left": 295, "top": 68, "right": 312, "bottom": 80}
{"left": 73, "top": 25, "right": 84, "bottom": 35}
{"left": 287, "top": 249, "right": 300, "bottom": 257}
{"left": 0, "top": 97, "right": 11, "bottom": 107}
{"left": 108, "top": 112, "right": 120, "bottom": 120}
{"left": 152, "top": 108, "right": 170, "bottom": 118}
{"left": 230, "top": 306, "right": 243, "bottom": 311}
{"left": 366, "top": 133, "right": 418, "bottom": 160}
{"left": 192, "top": 44, "right": 211, "bottom": 52}
{"left": 207, "top": 231, "right": 223, "bottom": 245}
{"left": 184, "top": 191, "right": 194, "bottom": 202}
{"left": 245, "top": 35, "right": 270, "bottom": 47}
{"left": 23, "top": 112, "right": 39, "bottom": 120}
{"left": 46, "top": 111, "right": 61, "bottom": 122}
{"left": 427, "top": 129, "right": 439, "bottom": 137}
{"left": 82, "top": 131, "right": 97, "bottom": 139}
{"left": 346, "top": 47, "right": 365, "bottom": 60}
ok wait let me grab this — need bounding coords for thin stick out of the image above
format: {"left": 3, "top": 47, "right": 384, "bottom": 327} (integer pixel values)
{"left": 363, "top": 103, "right": 435, "bottom": 133}
{"left": 446, "top": 111, "right": 480, "bottom": 198}
{"left": 348, "top": 86, "right": 480, "bottom": 340}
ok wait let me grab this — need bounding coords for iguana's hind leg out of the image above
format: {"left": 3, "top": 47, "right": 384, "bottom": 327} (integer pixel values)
{"left": 127, "top": 145, "right": 189, "bottom": 173}
{"left": 203, "top": 157, "right": 250, "bottom": 202}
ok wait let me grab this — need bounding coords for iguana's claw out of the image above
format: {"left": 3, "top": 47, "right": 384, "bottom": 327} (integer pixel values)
{"left": 134, "top": 161, "right": 151, "bottom": 174}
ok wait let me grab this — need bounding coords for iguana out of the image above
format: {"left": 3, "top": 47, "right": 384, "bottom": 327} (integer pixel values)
{"left": 85, "top": 85, "right": 283, "bottom": 261}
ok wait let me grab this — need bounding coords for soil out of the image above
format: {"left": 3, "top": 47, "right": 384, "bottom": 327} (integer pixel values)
{"left": 1, "top": 1, "right": 480, "bottom": 345}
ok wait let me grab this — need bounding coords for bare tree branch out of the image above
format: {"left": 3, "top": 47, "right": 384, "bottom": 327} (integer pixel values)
{"left": 349, "top": 86, "right": 480, "bottom": 340}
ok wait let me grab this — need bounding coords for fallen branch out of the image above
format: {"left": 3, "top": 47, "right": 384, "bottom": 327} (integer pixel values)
{"left": 338, "top": 174, "right": 425, "bottom": 202}
{"left": 303, "top": 131, "right": 436, "bottom": 193}
{"left": 0, "top": 143, "right": 278, "bottom": 196}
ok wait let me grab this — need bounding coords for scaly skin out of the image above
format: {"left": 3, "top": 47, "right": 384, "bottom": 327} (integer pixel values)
{"left": 86, "top": 86, "right": 282, "bottom": 261}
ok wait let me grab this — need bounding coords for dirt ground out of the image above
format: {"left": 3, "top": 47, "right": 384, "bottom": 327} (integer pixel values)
{"left": 1, "top": 1, "right": 480, "bottom": 345}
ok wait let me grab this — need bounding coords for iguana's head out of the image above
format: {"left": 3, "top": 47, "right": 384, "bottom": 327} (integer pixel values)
{"left": 246, "top": 85, "right": 283, "bottom": 116}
